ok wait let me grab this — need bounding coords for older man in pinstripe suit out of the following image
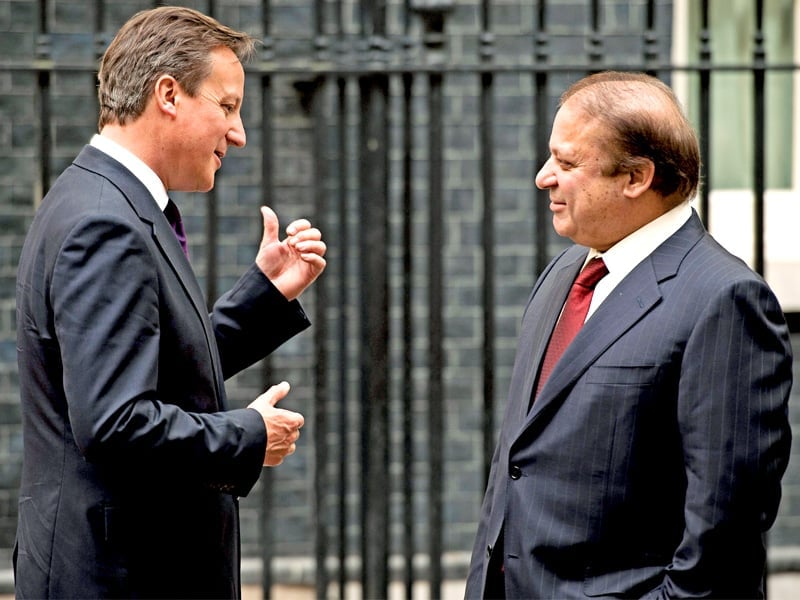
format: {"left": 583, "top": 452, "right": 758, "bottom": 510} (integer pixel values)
{"left": 466, "top": 71, "right": 792, "bottom": 599}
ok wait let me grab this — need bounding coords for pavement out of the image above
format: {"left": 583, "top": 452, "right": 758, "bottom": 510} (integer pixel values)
{"left": 253, "top": 573, "right": 800, "bottom": 599}
{"left": 0, "top": 574, "right": 796, "bottom": 598}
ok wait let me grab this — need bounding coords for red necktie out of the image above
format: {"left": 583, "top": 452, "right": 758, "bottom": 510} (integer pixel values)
{"left": 533, "top": 257, "right": 608, "bottom": 401}
{"left": 164, "top": 199, "right": 190, "bottom": 259}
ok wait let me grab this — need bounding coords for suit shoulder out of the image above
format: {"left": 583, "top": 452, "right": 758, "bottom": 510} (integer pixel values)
{"left": 32, "top": 161, "right": 153, "bottom": 250}
{"left": 44, "top": 162, "right": 129, "bottom": 214}
{"left": 22, "top": 167, "right": 153, "bottom": 274}
{"left": 681, "top": 233, "right": 766, "bottom": 285}
{"left": 661, "top": 233, "right": 784, "bottom": 314}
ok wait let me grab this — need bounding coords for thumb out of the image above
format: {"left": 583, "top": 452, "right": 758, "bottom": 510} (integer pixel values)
{"left": 260, "top": 206, "right": 280, "bottom": 246}
{"left": 266, "top": 380, "right": 291, "bottom": 407}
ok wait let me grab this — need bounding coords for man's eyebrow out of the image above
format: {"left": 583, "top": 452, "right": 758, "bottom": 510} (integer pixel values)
{"left": 218, "top": 93, "right": 242, "bottom": 107}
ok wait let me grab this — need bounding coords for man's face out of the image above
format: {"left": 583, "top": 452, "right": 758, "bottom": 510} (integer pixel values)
{"left": 534, "top": 100, "right": 632, "bottom": 251}
{"left": 169, "top": 46, "right": 246, "bottom": 192}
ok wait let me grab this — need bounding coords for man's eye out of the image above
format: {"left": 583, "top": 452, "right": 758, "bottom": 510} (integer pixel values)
{"left": 221, "top": 104, "right": 235, "bottom": 115}
{"left": 558, "top": 159, "right": 574, "bottom": 169}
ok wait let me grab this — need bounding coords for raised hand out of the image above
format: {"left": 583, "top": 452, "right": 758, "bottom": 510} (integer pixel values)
{"left": 255, "top": 206, "right": 326, "bottom": 301}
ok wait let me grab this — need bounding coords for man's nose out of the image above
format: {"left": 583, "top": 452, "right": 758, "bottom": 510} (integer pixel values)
{"left": 535, "top": 157, "right": 555, "bottom": 189}
{"left": 227, "top": 116, "right": 246, "bottom": 148}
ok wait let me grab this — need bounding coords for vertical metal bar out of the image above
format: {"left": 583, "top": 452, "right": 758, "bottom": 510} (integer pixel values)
{"left": 310, "top": 11, "right": 330, "bottom": 599}
{"left": 94, "top": 0, "right": 104, "bottom": 31}
{"left": 36, "top": 0, "right": 51, "bottom": 198}
{"left": 334, "top": 3, "right": 350, "bottom": 596}
{"left": 401, "top": 68, "right": 415, "bottom": 600}
{"left": 92, "top": 0, "right": 105, "bottom": 118}
{"left": 358, "top": 69, "right": 390, "bottom": 600}
{"left": 643, "top": 0, "right": 658, "bottom": 75}
{"left": 589, "top": 0, "right": 600, "bottom": 30}
{"left": 479, "top": 0, "right": 496, "bottom": 488}
{"left": 533, "top": 0, "right": 550, "bottom": 275}
{"left": 752, "top": 0, "right": 766, "bottom": 276}
{"left": 311, "top": 78, "right": 330, "bottom": 600}
{"left": 698, "top": 0, "right": 711, "bottom": 226}
{"left": 332, "top": 4, "right": 349, "bottom": 599}
{"left": 259, "top": 3, "right": 275, "bottom": 599}
{"left": 259, "top": 370, "right": 275, "bottom": 598}
{"left": 588, "top": 0, "right": 603, "bottom": 68}
{"left": 358, "top": 8, "right": 369, "bottom": 596}
{"left": 335, "top": 72, "right": 350, "bottom": 600}
{"left": 358, "top": 1, "right": 390, "bottom": 595}
{"left": 410, "top": 10, "right": 452, "bottom": 600}
{"left": 401, "top": 5, "right": 415, "bottom": 599}
{"left": 427, "top": 68, "right": 445, "bottom": 600}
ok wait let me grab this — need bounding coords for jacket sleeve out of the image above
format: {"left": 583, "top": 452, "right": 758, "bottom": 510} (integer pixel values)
{"left": 211, "top": 264, "right": 311, "bottom": 380}
{"left": 53, "top": 215, "right": 266, "bottom": 496}
{"left": 657, "top": 278, "right": 792, "bottom": 597}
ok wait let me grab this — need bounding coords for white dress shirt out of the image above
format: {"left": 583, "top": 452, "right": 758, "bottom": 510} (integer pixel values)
{"left": 90, "top": 134, "right": 169, "bottom": 212}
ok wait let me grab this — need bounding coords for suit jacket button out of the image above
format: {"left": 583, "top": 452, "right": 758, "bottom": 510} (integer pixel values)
{"left": 487, "top": 544, "right": 492, "bottom": 558}
{"left": 509, "top": 465, "right": 522, "bottom": 480}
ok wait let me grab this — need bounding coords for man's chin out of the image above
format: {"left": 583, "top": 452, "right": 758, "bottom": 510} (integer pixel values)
{"left": 195, "top": 178, "right": 216, "bottom": 193}
{"left": 551, "top": 218, "right": 573, "bottom": 239}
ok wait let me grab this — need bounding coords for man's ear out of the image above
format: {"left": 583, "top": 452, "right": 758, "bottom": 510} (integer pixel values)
{"left": 623, "top": 158, "right": 655, "bottom": 199}
{"left": 154, "top": 75, "right": 179, "bottom": 117}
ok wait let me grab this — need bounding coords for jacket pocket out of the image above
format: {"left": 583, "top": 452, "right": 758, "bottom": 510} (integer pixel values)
{"left": 585, "top": 364, "right": 662, "bottom": 386}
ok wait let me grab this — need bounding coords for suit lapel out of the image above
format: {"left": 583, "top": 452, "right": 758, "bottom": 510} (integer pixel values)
{"left": 73, "top": 146, "right": 226, "bottom": 406}
{"left": 509, "top": 249, "right": 585, "bottom": 426}
{"left": 523, "top": 212, "right": 706, "bottom": 426}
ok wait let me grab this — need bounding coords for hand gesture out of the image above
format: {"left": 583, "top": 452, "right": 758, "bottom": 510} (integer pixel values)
{"left": 255, "top": 206, "right": 326, "bottom": 301}
{"left": 247, "top": 381, "right": 305, "bottom": 466}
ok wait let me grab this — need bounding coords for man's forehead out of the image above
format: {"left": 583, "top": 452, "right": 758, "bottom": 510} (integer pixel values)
{"left": 551, "top": 106, "right": 603, "bottom": 145}
{"left": 207, "top": 47, "right": 245, "bottom": 76}
{"left": 203, "top": 50, "right": 245, "bottom": 88}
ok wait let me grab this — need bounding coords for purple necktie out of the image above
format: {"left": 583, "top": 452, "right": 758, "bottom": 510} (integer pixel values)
{"left": 533, "top": 257, "right": 608, "bottom": 403}
{"left": 164, "top": 199, "right": 189, "bottom": 259}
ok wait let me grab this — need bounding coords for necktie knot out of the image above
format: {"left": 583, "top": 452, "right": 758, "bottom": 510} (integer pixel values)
{"left": 575, "top": 257, "right": 609, "bottom": 289}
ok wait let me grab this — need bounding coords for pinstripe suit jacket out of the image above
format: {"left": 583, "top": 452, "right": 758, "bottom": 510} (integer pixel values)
{"left": 465, "top": 211, "right": 792, "bottom": 599}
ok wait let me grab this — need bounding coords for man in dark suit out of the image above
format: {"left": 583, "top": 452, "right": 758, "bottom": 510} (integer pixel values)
{"left": 466, "top": 71, "right": 792, "bottom": 598}
{"left": 14, "top": 6, "right": 326, "bottom": 599}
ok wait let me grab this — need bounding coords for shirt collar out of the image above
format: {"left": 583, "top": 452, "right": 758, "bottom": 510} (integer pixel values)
{"left": 588, "top": 201, "right": 693, "bottom": 275}
{"left": 90, "top": 134, "right": 169, "bottom": 212}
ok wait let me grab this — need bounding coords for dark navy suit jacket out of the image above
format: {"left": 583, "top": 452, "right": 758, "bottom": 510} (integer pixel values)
{"left": 14, "top": 146, "right": 310, "bottom": 598}
{"left": 466, "top": 212, "right": 792, "bottom": 599}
